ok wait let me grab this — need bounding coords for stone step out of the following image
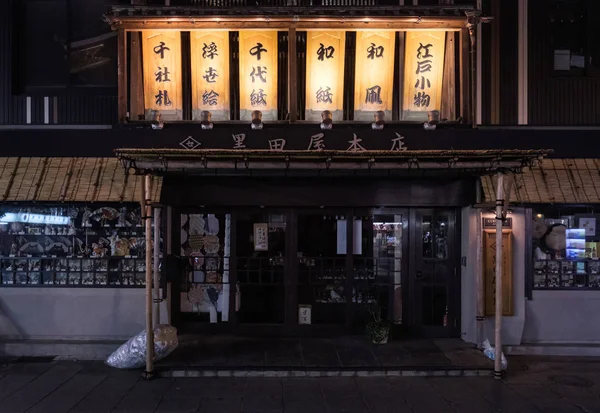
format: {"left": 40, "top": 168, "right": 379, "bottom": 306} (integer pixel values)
{"left": 157, "top": 366, "right": 494, "bottom": 378}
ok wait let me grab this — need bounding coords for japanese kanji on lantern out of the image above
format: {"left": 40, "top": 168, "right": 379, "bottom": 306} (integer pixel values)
{"left": 354, "top": 31, "right": 395, "bottom": 121}
{"left": 191, "top": 31, "right": 231, "bottom": 121}
{"left": 402, "top": 31, "right": 446, "bottom": 120}
{"left": 141, "top": 30, "right": 183, "bottom": 120}
{"left": 305, "top": 31, "right": 346, "bottom": 122}
{"left": 238, "top": 30, "right": 278, "bottom": 121}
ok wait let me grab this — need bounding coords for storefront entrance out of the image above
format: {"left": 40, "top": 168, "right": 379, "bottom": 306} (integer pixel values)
{"left": 171, "top": 207, "right": 460, "bottom": 338}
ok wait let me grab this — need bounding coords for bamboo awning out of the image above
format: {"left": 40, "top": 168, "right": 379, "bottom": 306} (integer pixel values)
{"left": 116, "top": 148, "right": 550, "bottom": 175}
{"left": 0, "top": 157, "right": 162, "bottom": 203}
{"left": 481, "top": 158, "right": 600, "bottom": 204}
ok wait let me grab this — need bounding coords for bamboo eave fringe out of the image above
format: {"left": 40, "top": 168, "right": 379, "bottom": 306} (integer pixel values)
{"left": 0, "top": 157, "right": 162, "bottom": 203}
{"left": 481, "top": 158, "right": 600, "bottom": 204}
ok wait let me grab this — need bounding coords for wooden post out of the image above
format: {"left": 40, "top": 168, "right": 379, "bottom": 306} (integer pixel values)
{"left": 144, "top": 175, "right": 154, "bottom": 378}
{"left": 475, "top": 208, "right": 484, "bottom": 348}
{"left": 153, "top": 207, "right": 161, "bottom": 327}
{"left": 459, "top": 28, "right": 471, "bottom": 125}
{"left": 117, "top": 29, "right": 128, "bottom": 123}
{"left": 287, "top": 28, "right": 298, "bottom": 123}
{"left": 441, "top": 32, "right": 456, "bottom": 122}
{"left": 130, "top": 32, "right": 144, "bottom": 121}
{"left": 494, "top": 171, "right": 504, "bottom": 378}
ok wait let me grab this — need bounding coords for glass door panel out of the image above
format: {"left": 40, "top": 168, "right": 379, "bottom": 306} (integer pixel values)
{"left": 353, "top": 213, "right": 404, "bottom": 327}
{"left": 296, "top": 213, "right": 346, "bottom": 324}
{"left": 412, "top": 209, "right": 456, "bottom": 337}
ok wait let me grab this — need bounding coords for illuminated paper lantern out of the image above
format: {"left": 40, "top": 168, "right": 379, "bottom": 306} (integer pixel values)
{"left": 191, "top": 31, "right": 231, "bottom": 121}
{"left": 142, "top": 30, "right": 183, "bottom": 120}
{"left": 403, "top": 31, "right": 446, "bottom": 121}
{"left": 305, "top": 31, "right": 346, "bottom": 122}
{"left": 239, "top": 30, "right": 278, "bottom": 121}
{"left": 354, "top": 31, "right": 395, "bottom": 121}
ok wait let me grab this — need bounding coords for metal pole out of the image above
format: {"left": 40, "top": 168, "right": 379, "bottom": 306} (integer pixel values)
{"left": 494, "top": 171, "right": 504, "bottom": 378}
{"left": 153, "top": 208, "right": 161, "bottom": 327}
{"left": 144, "top": 175, "right": 154, "bottom": 378}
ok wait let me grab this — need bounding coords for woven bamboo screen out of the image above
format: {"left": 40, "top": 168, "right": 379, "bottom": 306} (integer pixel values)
{"left": 481, "top": 159, "right": 600, "bottom": 204}
{"left": 0, "top": 158, "right": 162, "bottom": 203}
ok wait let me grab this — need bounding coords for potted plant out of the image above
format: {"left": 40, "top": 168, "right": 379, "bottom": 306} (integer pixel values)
{"left": 366, "top": 302, "right": 390, "bottom": 344}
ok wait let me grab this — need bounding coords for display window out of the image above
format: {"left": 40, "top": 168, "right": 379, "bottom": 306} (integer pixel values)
{"left": 0, "top": 203, "right": 156, "bottom": 287}
{"left": 532, "top": 207, "right": 600, "bottom": 289}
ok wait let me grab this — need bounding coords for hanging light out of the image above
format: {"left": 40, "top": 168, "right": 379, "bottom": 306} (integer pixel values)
{"left": 150, "top": 111, "right": 163, "bottom": 130}
{"left": 320, "top": 110, "right": 333, "bottom": 130}
{"left": 251, "top": 110, "right": 263, "bottom": 130}
{"left": 200, "top": 111, "right": 213, "bottom": 130}
{"left": 423, "top": 110, "right": 440, "bottom": 131}
{"left": 372, "top": 110, "right": 385, "bottom": 130}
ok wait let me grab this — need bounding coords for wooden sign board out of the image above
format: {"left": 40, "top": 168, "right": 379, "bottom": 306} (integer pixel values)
{"left": 482, "top": 217, "right": 512, "bottom": 229}
{"left": 483, "top": 230, "right": 513, "bottom": 316}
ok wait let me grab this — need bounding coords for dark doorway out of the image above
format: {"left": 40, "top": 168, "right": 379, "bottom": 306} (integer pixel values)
{"left": 235, "top": 210, "right": 287, "bottom": 324}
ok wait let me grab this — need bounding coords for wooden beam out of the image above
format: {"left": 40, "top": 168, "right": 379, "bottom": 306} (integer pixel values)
{"left": 117, "top": 29, "right": 128, "bottom": 123}
{"left": 287, "top": 28, "right": 298, "bottom": 123}
{"left": 130, "top": 32, "right": 144, "bottom": 121}
{"left": 397, "top": 32, "right": 405, "bottom": 121}
{"left": 459, "top": 27, "right": 471, "bottom": 124}
{"left": 112, "top": 18, "right": 466, "bottom": 31}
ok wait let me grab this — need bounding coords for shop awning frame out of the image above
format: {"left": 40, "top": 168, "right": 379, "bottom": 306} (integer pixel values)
{"left": 115, "top": 148, "right": 551, "bottom": 177}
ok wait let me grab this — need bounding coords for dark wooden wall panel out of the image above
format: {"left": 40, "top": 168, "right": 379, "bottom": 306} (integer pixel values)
{"left": 480, "top": 0, "right": 492, "bottom": 125}
{"left": 498, "top": 0, "right": 518, "bottom": 125}
{"left": 0, "top": 0, "right": 117, "bottom": 126}
{"left": 528, "top": 0, "right": 600, "bottom": 125}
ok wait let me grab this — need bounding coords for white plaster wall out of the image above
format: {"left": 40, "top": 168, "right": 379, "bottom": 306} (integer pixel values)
{"left": 0, "top": 288, "right": 147, "bottom": 340}
{"left": 461, "top": 207, "right": 526, "bottom": 346}
{"left": 522, "top": 290, "right": 600, "bottom": 344}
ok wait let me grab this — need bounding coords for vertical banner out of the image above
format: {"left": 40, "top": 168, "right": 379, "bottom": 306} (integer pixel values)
{"left": 483, "top": 230, "right": 514, "bottom": 316}
{"left": 239, "top": 30, "right": 278, "bottom": 121}
{"left": 354, "top": 31, "right": 396, "bottom": 121}
{"left": 403, "top": 31, "right": 446, "bottom": 120}
{"left": 142, "top": 30, "right": 183, "bottom": 120}
{"left": 305, "top": 31, "right": 345, "bottom": 122}
{"left": 191, "top": 31, "right": 231, "bottom": 121}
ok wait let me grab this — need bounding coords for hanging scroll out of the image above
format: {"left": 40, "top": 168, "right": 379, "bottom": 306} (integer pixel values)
{"left": 402, "top": 31, "right": 446, "bottom": 121}
{"left": 239, "top": 30, "right": 278, "bottom": 121}
{"left": 305, "top": 31, "right": 345, "bottom": 122}
{"left": 191, "top": 31, "right": 231, "bottom": 121}
{"left": 354, "top": 31, "right": 395, "bottom": 121}
{"left": 142, "top": 30, "right": 183, "bottom": 120}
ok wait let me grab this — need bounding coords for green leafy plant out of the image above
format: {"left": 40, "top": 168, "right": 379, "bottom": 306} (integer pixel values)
{"left": 366, "top": 302, "right": 390, "bottom": 345}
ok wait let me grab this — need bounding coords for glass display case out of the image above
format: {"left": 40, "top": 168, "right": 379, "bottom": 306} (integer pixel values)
{"left": 532, "top": 210, "right": 600, "bottom": 290}
{"left": 0, "top": 204, "right": 156, "bottom": 287}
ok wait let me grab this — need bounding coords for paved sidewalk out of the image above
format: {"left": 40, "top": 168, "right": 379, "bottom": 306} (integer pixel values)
{"left": 0, "top": 356, "right": 599, "bottom": 412}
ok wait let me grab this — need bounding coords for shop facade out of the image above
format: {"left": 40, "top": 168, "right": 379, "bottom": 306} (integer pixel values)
{"left": 461, "top": 160, "right": 600, "bottom": 354}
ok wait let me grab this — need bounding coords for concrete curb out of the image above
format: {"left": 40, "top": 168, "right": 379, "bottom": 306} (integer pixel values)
{"left": 157, "top": 368, "right": 494, "bottom": 378}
